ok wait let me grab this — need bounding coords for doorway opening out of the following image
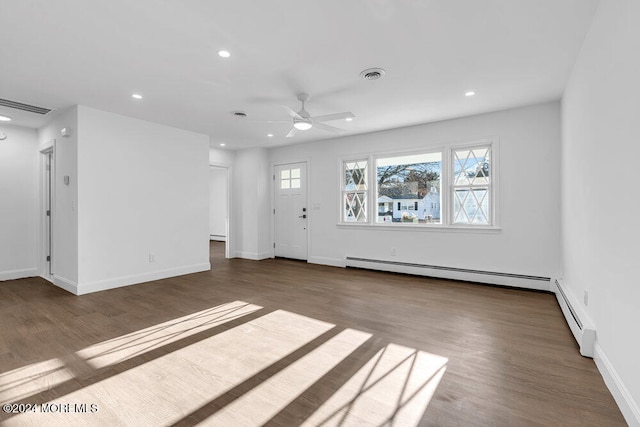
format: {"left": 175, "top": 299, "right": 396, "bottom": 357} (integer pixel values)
{"left": 40, "top": 145, "right": 54, "bottom": 279}
{"left": 209, "top": 165, "right": 231, "bottom": 260}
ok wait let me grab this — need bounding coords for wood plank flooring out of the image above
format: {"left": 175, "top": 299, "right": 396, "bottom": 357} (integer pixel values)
{"left": 0, "top": 241, "right": 626, "bottom": 426}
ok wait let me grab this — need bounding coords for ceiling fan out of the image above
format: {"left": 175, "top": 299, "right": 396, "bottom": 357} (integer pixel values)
{"left": 272, "top": 93, "right": 355, "bottom": 138}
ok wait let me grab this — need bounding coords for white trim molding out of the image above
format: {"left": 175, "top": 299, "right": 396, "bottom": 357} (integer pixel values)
{"left": 75, "top": 263, "right": 211, "bottom": 295}
{"left": 0, "top": 268, "right": 39, "bottom": 281}
{"left": 53, "top": 275, "right": 79, "bottom": 294}
{"left": 308, "top": 256, "right": 346, "bottom": 268}
{"left": 236, "top": 251, "right": 272, "bottom": 261}
{"left": 594, "top": 343, "right": 640, "bottom": 426}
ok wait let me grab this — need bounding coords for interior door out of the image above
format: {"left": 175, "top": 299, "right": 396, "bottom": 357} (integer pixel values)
{"left": 274, "top": 162, "right": 307, "bottom": 260}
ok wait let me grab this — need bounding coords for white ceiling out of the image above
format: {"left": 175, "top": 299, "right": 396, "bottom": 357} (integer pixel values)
{"left": 0, "top": 0, "right": 598, "bottom": 150}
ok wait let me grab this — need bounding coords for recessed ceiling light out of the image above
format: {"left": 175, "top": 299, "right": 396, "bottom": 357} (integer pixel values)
{"left": 218, "top": 50, "right": 231, "bottom": 58}
{"left": 0, "top": 115, "right": 11, "bottom": 122}
{"left": 132, "top": 93, "right": 143, "bottom": 99}
{"left": 345, "top": 117, "right": 353, "bottom": 122}
{"left": 465, "top": 91, "right": 476, "bottom": 97}
{"left": 267, "top": 133, "right": 274, "bottom": 137}
{"left": 219, "top": 143, "right": 226, "bottom": 147}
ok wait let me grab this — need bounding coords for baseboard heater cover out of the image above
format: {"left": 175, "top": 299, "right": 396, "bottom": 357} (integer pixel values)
{"left": 345, "top": 257, "right": 550, "bottom": 281}
{"left": 553, "top": 278, "right": 596, "bottom": 358}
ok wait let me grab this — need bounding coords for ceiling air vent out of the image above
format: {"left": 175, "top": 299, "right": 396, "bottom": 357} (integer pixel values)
{"left": 0, "top": 98, "right": 51, "bottom": 115}
{"left": 360, "top": 68, "right": 386, "bottom": 81}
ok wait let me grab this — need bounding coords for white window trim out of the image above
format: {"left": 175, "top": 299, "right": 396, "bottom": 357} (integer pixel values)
{"left": 339, "top": 157, "right": 370, "bottom": 224}
{"left": 449, "top": 140, "right": 499, "bottom": 227}
{"left": 337, "top": 138, "right": 500, "bottom": 231}
{"left": 373, "top": 146, "right": 445, "bottom": 225}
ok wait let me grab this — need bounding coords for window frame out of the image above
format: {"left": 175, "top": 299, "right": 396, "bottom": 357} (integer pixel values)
{"left": 340, "top": 158, "right": 369, "bottom": 223}
{"left": 338, "top": 138, "right": 499, "bottom": 231}
{"left": 373, "top": 147, "right": 444, "bottom": 226}
{"left": 449, "top": 142, "right": 495, "bottom": 227}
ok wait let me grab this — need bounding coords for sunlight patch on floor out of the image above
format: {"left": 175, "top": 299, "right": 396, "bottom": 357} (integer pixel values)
{"left": 202, "top": 328, "right": 372, "bottom": 426}
{"left": 5, "top": 310, "right": 334, "bottom": 427}
{"left": 77, "top": 300, "right": 262, "bottom": 369}
{"left": 302, "top": 343, "right": 448, "bottom": 426}
{"left": 0, "top": 359, "right": 74, "bottom": 403}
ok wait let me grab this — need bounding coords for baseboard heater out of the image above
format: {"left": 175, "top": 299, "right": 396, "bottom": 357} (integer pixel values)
{"left": 345, "top": 257, "right": 550, "bottom": 291}
{"left": 552, "top": 278, "right": 595, "bottom": 358}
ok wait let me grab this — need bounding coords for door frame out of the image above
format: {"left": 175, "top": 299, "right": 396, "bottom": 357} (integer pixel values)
{"left": 39, "top": 140, "right": 55, "bottom": 280}
{"left": 209, "top": 163, "right": 232, "bottom": 259}
{"left": 271, "top": 159, "right": 310, "bottom": 260}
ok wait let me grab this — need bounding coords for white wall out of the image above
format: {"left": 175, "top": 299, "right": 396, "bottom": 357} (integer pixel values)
{"left": 270, "top": 102, "right": 562, "bottom": 283}
{"left": 209, "top": 167, "right": 227, "bottom": 239}
{"left": 0, "top": 125, "right": 39, "bottom": 280}
{"left": 38, "top": 107, "right": 79, "bottom": 287}
{"left": 562, "top": 0, "right": 640, "bottom": 423}
{"left": 232, "top": 147, "right": 271, "bottom": 259}
{"left": 76, "top": 106, "right": 210, "bottom": 294}
{"left": 209, "top": 147, "right": 235, "bottom": 167}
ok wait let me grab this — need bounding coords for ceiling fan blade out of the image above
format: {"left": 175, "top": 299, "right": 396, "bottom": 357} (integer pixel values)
{"left": 313, "top": 122, "right": 347, "bottom": 134}
{"left": 281, "top": 105, "right": 302, "bottom": 119}
{"left": 311, "top": 112, "right": 355, "bottom": 122}
{"left": 286, "top": 127, "right": 298, "bottom": 138}
{"left": 246, "top": 119, "right": 291, "bottom": 124}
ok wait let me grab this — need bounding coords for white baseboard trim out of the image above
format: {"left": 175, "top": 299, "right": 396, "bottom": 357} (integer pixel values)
{"left": 308, "top": 256, "right": 346, "bottom": 268}
{"left": 594, "top": 342, "right": 640, "bottom": 426}
{"left": 0, "top": 267, "right": 39, "bottom": 281}
{"left": 345, "top": 257, "right": 551, "bottom": 291}
{"left": 76, "top": 263, "right": 211, "bottom": 295}
{"left": 53, "top": 275, "right": 79, "bottom": 294}
{"left": 236, "top": 251, "right": 271, "bottom": 261}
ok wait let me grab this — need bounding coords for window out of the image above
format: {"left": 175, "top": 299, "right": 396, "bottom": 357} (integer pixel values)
{"left": 339, "top": 140, "right": 495, "bottom": 228}
{"left": 280, "top": 167, "right": 301, "bottom": 189}
{"left": 375, "top": 152, "right": 442, "bottom": 223}
{"left": 452, "top": 145, "right": 491, "bottom": 225}
{"left": 343, "top": 160, "right": 368, "bottom": 222}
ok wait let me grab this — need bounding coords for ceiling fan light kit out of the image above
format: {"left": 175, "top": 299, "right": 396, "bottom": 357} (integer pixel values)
{"left": 280, "top": 92, "right": 355, "bottom": 138}
{"left": 293, "top": 119, "right": 312, "bottom": 130}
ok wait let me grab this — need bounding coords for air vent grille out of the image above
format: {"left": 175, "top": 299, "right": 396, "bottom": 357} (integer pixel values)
{"left": 360, "top": 68, "right": 386, "bottom": 81}
{"left": 0, "top": 98, "right": 51, "bottom": 115}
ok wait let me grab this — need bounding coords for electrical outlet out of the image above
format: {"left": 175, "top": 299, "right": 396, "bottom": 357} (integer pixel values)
{"left": 149, "top": 253, "right": 156, "bottom": 263}
{"left": 583, "top": 290, "right": 589, "bottom": 306}
{"left": 391, "top": 247, "right": 397, "bottom": 256}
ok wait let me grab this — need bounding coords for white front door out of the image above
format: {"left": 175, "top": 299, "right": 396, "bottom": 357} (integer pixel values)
{"left": 274, "top": 162, "right": 307, "bottom": 260}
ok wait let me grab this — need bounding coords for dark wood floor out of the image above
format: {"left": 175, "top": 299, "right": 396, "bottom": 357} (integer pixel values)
{"left": 0, "top": 241, "right": 625, "bottom": 426}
